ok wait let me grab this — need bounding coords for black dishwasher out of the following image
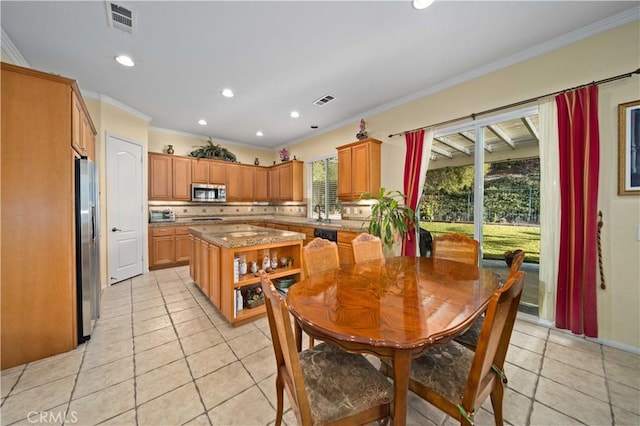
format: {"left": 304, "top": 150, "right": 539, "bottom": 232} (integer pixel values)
{"left": 313, "top": 228, "right": 337, "bottom": 242}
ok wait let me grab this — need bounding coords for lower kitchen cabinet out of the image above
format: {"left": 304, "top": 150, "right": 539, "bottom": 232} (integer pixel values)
{"left": 149, "top": 225, "right": 191, "bottom": 269}
{"left": 337, "top": 231, "right": 357, "bottom": 267}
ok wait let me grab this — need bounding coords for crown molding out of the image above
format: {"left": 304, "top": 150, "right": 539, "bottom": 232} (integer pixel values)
{"left": 82, "top": 90, "right": 152, "bottom": 122}
{"left": 149, "top": 126, "right": 269, "bottom": 151}
{"left": 1, "top": 28, "right": 29, "bottom": 67}
{"left": 287, "top": 6, "right": 640, "bottom": 145}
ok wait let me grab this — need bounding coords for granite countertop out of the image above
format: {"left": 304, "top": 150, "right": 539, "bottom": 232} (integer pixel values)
{"left": 151, "top": 215, "right": 369, "bottom": 233}
{"left": 189, "top": 224, "right": 306, "bottom": 249}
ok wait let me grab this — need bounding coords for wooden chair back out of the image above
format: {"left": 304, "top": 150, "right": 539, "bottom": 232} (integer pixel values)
{"left": 351, "top": 233, "right": 384, "bottom": 264}
{"left": 302, "top": 237, "right": 340, "bottom": 278}
{"left": 432, "top": 232, "right": 479, "bottom": 265}
{"left": 260, "top": 271, "right": 313, "bottom": 425}
{"left": 461, "top": 271, "right": 525, "bottom": 420}
{"left": 509, "top": 250, "right": 525, "bottom": 275}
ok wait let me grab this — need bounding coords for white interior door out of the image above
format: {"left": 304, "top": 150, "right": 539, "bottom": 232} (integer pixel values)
{"left": 107, "top": 134, "right": 144, "bottom": 284}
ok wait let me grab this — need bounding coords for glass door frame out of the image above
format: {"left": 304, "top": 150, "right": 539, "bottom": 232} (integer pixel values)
{"left": 432, "top": 106, "right": 538, "bottom": 259}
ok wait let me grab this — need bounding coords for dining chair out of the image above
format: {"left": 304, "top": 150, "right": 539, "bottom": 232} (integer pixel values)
{"left": 380, "top": 271, "right": 525, "bottom": 426}
{"left": 455, "top": 250, "right": 526, "bottom": 351}
{"left": 432, "top": 233, "right": 479, "bottom": 266}
{"left": 260, "top": 271, "right": 393, "bottom": 426}
{"left": 351, "top": 233, "right": 385, "bottom": 264}
{"left": 301, "top": 237, "right": 341, "bottom": 348}
{"left": 301, "top": 237, "right": 340, "bottom": 278}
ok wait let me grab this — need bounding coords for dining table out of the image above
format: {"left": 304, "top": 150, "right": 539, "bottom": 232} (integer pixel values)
{"left": 286, "top": 256, "right": 502, "bottom": 426}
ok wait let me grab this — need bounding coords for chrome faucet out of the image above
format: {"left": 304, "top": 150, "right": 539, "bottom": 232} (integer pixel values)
{"left": 314, "top": 204, "right": 323, "bottom": 221}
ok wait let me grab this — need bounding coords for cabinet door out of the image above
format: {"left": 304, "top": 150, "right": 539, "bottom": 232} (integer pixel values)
{"left": 149, "top": 153, "right": 173, "bottom": 199}
{"left": 254, "top": 167, "right": 268, "bottom": 201}
{"left": 351, "top": 143, "right": 370, "bottom": 196}
{"left": 192, "top": 160, "right": 209, "bottom": 183}
{"left": 175, "top": 235, "right": 191, "bottom": 263}
{"left": 337, "top": 147, "right": 352, "bottom": 198}
{"left": 198, "top": 239, "right": 209, "bottom": 297}
{"left": 83, "top": 121, "right": 96, "bottom": 160}
{"left": 208, "top": 243, "right": 221, "bottom": 308}
{"left": 71, "top": 92, "right": 83, "bottom": 155}
{"left": 225, "top": 163, "right": 241, "bottom": 201}
{"left": 240, "top": 165, "right": 255, "bottom": 201}
{"left": 209, "top": 162, "right": 226, "bottom": 184}
{"left": 268, "top": 167, "right": 280, "bottom": 200}
{"left": 151, "top": 236, "right": 175, "bottom": 267}
{"left": 337, "top": 231, "right": 356, "bottom": 267}
{"left": 172, "top": 157, "right": 192, "bottom": 200}
{"left": 279, "top": 163, "right": 293, "bottom": 200}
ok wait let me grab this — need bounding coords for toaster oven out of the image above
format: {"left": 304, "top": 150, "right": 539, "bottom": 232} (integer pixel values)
{"left": 149, "top": 208, "right": 176, "bottom": 223}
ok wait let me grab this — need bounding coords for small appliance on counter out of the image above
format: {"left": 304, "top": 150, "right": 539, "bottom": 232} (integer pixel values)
{"left": 191, "top": 183, "right": 226, "bottom": 202}
{"left": 149, "top": 208, "right": 176, "bottom": 223}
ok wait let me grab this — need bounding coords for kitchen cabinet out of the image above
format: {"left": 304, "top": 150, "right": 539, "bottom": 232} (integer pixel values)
{"left": 269, "top": 160, "right": 303, "bottom": 201}
{"left": 254, "top": 167, "right": 269, "bottom": 202}
{"left": 173, "top": 157, "right": 192, "bottom": 200}
{"left": 337, "top": 138, "right": 381, "bottom": 200}
{"left": 71, "top": 90, "right": 97, "bottom": 159}
{"left": 286, "top": 225, "right": 315, "bottom": 245}
{"left": 1, "top": 62, "right": 97, "bottom": 369}
{"left": 226, "top": 163, "right": 254, "bottom": 201}
{"left": 149, "top": 153, "right": 192, "bottom": 201}
{"left": 192, "top": 158, "right": 226, "bottom": 185}
{"left": 149, "top": 225, "right": 191, "bottom": 269}
{"left": 337, "top": 231, "right": 357, "bottom": 267}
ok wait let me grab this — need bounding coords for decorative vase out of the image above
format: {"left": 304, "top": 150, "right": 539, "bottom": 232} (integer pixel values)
{"left": 281, "top": 157, "right": 289, "bottom": 162}
{"left": 167, "top": 145, "right": 175, "bottom": 155}
{"left": 254, "top": 157, "right": 260, "bottom": 165}
{"left": 250, "top": 261, "right": 258, "bottom": 274}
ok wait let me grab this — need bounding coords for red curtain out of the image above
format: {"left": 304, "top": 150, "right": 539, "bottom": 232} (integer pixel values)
{"left": 402, "top": 129, "right": 425, "bottom": 256}
{"left": 555, "top": 86, "right": 600, "bottom": 337}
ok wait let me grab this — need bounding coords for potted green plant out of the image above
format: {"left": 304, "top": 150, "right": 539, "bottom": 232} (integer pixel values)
{"left": 360, "top": 187, "right": 416, "bottom": 255}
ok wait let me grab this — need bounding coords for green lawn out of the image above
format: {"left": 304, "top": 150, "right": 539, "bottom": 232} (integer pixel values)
{"left": 420, "top": 222, "right": 540, "bottom": 264}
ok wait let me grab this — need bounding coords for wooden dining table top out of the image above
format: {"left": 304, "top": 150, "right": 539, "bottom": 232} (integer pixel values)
{"left": 288, "top": 256, "right": 502, "bottom": 353}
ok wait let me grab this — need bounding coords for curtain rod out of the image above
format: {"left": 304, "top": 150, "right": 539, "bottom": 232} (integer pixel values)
{"left": 388, "top": 68, "right": 640, "bottom": 138}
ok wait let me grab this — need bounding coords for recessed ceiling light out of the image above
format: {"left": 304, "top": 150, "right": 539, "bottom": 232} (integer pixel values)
{"left": 115, "top": 55, "right": 134, "bottom": 67}
{"left": 290, "top": 111, "right": 300, "bottom": 118}
{"left": 198, "top": 119, "right": 207, "bottom": 126}
{"left": 221, "top": 89, "right": 234, "bottom": 98}
{"left": 412, "top": 0, "right": 434, "bottom": 10}
{"left": 256, "top": 131, "right": 264, "bottom": 137}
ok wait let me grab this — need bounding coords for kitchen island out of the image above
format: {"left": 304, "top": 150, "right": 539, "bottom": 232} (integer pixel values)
{"left": 189, "top": 224, "right": 305, "bottom": 324}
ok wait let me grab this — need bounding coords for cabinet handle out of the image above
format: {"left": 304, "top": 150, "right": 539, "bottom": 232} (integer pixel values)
{"left": 112, "top": 227, "right": 122, "bottom": 232}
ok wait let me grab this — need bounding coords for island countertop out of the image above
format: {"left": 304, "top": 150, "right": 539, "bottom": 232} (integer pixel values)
{"left": 189, "top": 224, "right": 305, "bottom": 249}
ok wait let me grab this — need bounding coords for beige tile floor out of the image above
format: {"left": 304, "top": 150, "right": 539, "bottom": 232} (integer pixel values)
{"left": 1, "top": 265, "right": 638, "bottom": 426}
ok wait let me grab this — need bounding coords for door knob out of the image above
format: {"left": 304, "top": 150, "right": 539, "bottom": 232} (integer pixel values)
{"left": 111, "top": 227, "right": 122, "bottom": 232}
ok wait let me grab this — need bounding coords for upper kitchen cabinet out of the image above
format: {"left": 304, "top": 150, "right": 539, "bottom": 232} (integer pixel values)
{"left": 71, "top": 85, "right": 97, "bottom": 159}
{"left": 337, "top": 138, "right": 381, "bottom": 200}
{"left": 269, "top": 160, "right": 303, "bottom": 201}
{"left": 191, "top": 158, "right": 226, "bottom": 185}
{"left": 254, "top": 167, "right": 269, "bottom": 202}
{"left": 1, "top": 62, "right": 96, "bottom": 369}
{"left": 226, "top": 163, "right": 254, "bottom": 201}
{"left": 149, "top": 153, "right": 192, "bottom": 201}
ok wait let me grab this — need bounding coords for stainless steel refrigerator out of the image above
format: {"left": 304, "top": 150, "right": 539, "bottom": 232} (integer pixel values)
{"left": 75, "top": 157, "right": 100, "bottom": 343}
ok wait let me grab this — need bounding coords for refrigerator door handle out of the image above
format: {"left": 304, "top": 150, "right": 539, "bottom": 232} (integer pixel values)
{"left": 90, "top": 206, "right": 96, "bottom": 241}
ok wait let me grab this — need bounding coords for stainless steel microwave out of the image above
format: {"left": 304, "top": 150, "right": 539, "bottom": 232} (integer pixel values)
{"left": 192, "top": 183, "right": 226, "bottom": 202}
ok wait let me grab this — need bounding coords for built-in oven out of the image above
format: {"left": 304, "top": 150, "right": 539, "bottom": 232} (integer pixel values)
{"left": 191, "top": 183, "right": 226, "bottom": 202}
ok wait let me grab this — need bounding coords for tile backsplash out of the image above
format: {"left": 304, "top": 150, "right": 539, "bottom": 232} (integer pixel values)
{"left": 150, "top": 203, "right": 307, "bottom": 219}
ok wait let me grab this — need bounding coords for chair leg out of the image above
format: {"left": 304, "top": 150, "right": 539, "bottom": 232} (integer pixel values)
{"left": 490, "top": 381, "right": 505, "bottom": 426}
{"left": 308, "top": 336, "right": 315, "bottom": 348}
{"left": 275, "top": 374, "right": 284, "bottom": 426}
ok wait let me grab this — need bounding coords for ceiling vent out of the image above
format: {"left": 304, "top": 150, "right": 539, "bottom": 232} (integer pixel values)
{"left": 313, "top": 94, "right": 335, "bottom": 106}
{"left": 107, "top": 3, "right": 134, "bottom": 34}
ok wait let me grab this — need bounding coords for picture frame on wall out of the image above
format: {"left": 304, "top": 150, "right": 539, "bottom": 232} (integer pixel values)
{"left": 618, "top": 99, "right": 640, "bottom": 195}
